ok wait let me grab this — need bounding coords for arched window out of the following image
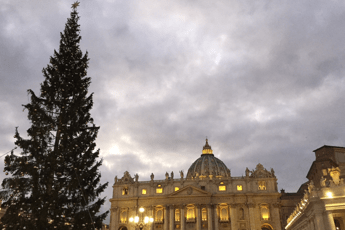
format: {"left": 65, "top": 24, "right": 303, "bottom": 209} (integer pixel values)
{"left": 155, "top": 207, "right": 164, "bottom": 223}
{"left": 219, "top": 204, "right": 229, "bottom": 222}
{"left": 202, "top": 208, "right": 207, "bottom": 221}
{"left": 175, "top": 209, "right": 180, "bottom": 222}
{"left": 260, "top": 205, "right": 270, "bottom": 220}
{"left": 120, "top": 210, "right": 127, "bottom": 223}
{"left": 186, "top": 205, "right": 195, "bottom": 222}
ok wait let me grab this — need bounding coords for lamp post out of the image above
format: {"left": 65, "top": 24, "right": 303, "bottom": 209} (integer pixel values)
{"left": 129, "top": 207, "right": 154, "bottom": 230}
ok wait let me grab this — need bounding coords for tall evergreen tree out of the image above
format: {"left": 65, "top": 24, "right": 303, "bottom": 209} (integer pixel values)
{"left": 0, "top": 2, "right": 108, "bottom": 229}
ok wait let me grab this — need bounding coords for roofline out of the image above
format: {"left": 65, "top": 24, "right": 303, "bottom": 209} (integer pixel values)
{"left": 313, "top": 145, "right": 345, "bottom": 152}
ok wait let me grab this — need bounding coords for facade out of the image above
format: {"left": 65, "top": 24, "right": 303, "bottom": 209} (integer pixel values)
{"left": 285, "top": 145, "right": 345, "bottom": 230}
{"left": 109, "top": 140, "right": 282, "bottom": 230}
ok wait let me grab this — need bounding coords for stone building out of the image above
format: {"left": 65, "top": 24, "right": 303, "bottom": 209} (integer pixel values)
{"left": 109, "top": 140, "right": 282, "bottom": 230}
{"left": 285, "top": 145, "right": 345, "bottom": 230}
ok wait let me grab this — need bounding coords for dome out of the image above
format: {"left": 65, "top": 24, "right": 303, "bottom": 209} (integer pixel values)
{"left": 186, "top": 139, "right": 230, "bottom": 178}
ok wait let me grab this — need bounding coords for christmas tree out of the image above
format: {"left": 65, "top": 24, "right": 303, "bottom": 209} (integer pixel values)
{"left": 0, "top": 2, "right": 108, "bottom": 229}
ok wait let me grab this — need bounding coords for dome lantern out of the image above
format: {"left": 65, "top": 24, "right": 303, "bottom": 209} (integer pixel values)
{"left": 202, "top": 138, "right": 213, "bottom": 155}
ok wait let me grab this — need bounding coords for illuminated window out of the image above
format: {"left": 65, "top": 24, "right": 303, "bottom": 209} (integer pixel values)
{"left": 122, "top": 187, "right": 128, "bottom": 195}
{"left": 202, "top": 208, "right": 207, "bottom": 221}
{"left": 186, "top": 205, "right": 195, "bottom": 222}
{"left": 175, "top": 209, "right": 180, "bottom": 222}
{"left": 155, "top": 208, "right": 163, "bottom": 223}
{"left": 120, "top": 210, "right": 127, "bottom": 223}
{"left": 219, "top": 205, "right": 229, "bottom": 222}
{"left": 219, "top": 185, "right": 226, "bottom": 191}
{"left": 258, "top": 181, "right": 266, "bottom": 190}
{"left": 156, "top": 185, "right": 163, "bottom": 193}
{"left": 237, "top": 185, "right": 243, "bottom": 191}
{"left": 175, "top": 187, "right": 179, "bottom": 191}
{"left": 142, "top": 189, "right": 147, "bottom": 194}
{"left": 261, "top": 205, "right": 270, "bottom": 220}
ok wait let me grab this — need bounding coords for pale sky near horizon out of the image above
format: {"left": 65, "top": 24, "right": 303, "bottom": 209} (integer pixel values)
{"left": 1, "top": 0, "right": 345, "bottom": 224}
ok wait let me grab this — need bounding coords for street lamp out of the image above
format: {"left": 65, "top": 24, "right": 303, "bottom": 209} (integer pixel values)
{"left": 129, "top": 207, "right": 154, "bottom": 230}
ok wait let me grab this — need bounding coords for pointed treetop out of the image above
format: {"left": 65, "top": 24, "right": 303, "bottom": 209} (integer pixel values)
{"left": 72, "top": 1, "right": 80, "bottom": 9}
{"left": 202, "top": 138, "right": 213, "bottom": 155}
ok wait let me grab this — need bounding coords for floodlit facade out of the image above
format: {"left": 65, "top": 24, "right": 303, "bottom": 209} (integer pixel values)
{"left": 109, "top": 140, "right": 282, "bottom": 230}
{"left": 285, "top": 146, "right": 345, "bottom": 230}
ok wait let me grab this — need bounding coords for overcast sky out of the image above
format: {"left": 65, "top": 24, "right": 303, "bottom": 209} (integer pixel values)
{"left": 1, "top": 0, "right": 345, "bottom": 224}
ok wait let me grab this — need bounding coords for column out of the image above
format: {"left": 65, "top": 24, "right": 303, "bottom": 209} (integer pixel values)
{"left": 309, "top": 218, "right": 315, "bottom": 230}
{"left": 207, "top": 204, "right": 213, "bottom": 230}
{"left": 150, "top": 206, "right": 154, "bottom": 230}
{"left": 214, "top": 205, "right": 219, "bottom": 230}
{"left": 314, "top": 213, "right": 325, "bottom": 230}
{"left": 272, "top": 204, "right": 282, "bottom": 230}
{"left": 229, "top": 204, "right": 236, "bottom": 230}
{"left": 170, "top": 205, "right": 174, "bottom": 230}
{"left": 324, "top": 211, "right": 336, "bottom": 230}
{"left": 181, "top": 206, "right": 186, "bottom": 230}
{"left": 196, "top": 204, "right": 201, "bottom": 230}
{"left": 248, "top": 203, "right": 256, "bottom": 230}
{"left": 164, "top": 206, "right": 169, "bottom": 230}
{"left": 110, "top": 207, "right": 117, "bottom": 230}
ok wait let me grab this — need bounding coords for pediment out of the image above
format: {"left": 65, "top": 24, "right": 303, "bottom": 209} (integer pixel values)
{"left": 169, "top": 185, "right": 212, "bottom": 197}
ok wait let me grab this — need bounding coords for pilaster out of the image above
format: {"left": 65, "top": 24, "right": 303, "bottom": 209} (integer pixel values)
{"left": 247, "top": 203, "right": 256, "bottom": 230}
{"left": 314, "top": 213, "right": 325, "bottom": 230}
{"left": 214, "top": 204, "right": 219, "bottom": 230}
{"left": 196, "top": 204, "right": 201, "bottom": 230}
{"left": 229, "top": 204, "right": 237, "bottom": 230}
{"left": 169, "top": 205, "right": 174, "bottom": 230}
{"left": 324, "top": 211, "right": 336, "bottom": 230}
{"left": 181, "top": 205, "right": 185, "bottom": 230}
{"left": 164, "top": 205, "right": 169, "bottom": 230}
{"left": 207, "top": 204, "right": 213, "bottom": 230}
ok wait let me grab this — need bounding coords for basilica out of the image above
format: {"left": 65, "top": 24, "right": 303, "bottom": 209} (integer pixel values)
{"left": 109, "top": 140, "right": 282, "bottom": 230}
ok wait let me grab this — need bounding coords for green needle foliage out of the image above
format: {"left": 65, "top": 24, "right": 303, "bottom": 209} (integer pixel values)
{"left": 0, "top": 3, "right": 108, "bottom": 229}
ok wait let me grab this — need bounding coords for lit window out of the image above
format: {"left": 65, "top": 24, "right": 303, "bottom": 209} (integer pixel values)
{"left": 237, "top": 185, "right": 243, "bottom": 191}
{"left": 122, "top": 187, "right": 128, "bottom": 195}
{"left": 258, "top": 181, "right": 266, "bottom": 190}
{"left": 261, "top": 205, "right": 270, "bottom": 220}
{"left": 156, "top": 184, "right": 163, "bottom": 193}
{"left": 120, "top": 210, "right": 127, "bottom": 223}
{"left": 186, "top": 206, "right": 195, "bottom": 222}
{"left": 220, "top": 205, "right": 229, "bottom": 222}
{"left": 142, "top": 189, "right": 147, "bottom": 194}
{"left": 175, "top": 187, "right": 179, "bottom": 191}
{"left": 219, "top": 186, "right": 226, "bottom": 191}
{"left": 202, "top": 208, "right": 207, "bottom": 221}
{"left": 175, "top": 209, "right": 180, "bottom": 222}
{"left": 155, "top": 208, "right": 163, "bottom": 223}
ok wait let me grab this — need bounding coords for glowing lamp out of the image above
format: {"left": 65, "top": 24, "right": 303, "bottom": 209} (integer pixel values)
{"left": 326, "top": 192, "right": 333, "bottom": 198}
{"left": 134, "top": 216, "right": 139, "bottom": 223}
{"left": 144, "top": 216, "right": 149, "bottom": 223}
{"left": 129, "top": 217, "right": 134, "bottom": 222}
{"left": 150, "top": 217, "right": 154, "bottom": 222}
{"left": 139, "top": 207, "right": 145, "bottom": 213}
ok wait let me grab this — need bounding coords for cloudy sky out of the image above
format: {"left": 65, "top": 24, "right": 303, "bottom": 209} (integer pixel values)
{"left": 1, "top": 0, "right": 345, "bottom": 224}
